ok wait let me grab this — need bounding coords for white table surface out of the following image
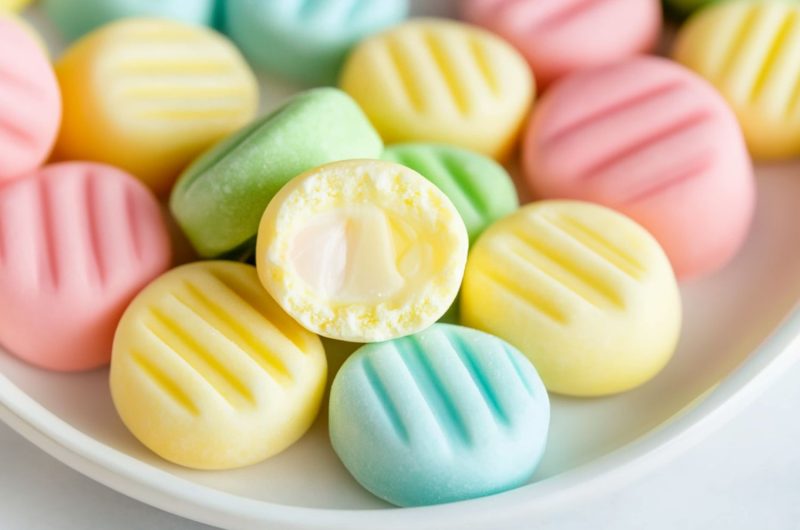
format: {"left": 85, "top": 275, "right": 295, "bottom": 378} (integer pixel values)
{"left": 1, "top": 351, "right": 799, "bottom": 530}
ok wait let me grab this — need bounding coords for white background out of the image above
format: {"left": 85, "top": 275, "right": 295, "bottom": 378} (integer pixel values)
{"left": 2, "top": 353, "right": 799, "bottom": 530}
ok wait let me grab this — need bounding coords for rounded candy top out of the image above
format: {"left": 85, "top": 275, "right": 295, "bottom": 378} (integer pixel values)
{"left": 53, "top": 18, "right": 259, "bottom": 195}
{"left": 111, "top": 261, "right": 327, "bottom": 470}
{"left": 329, "top": 323, "right": 550, "bottom": 506}
{"left": 461, "top": 200, "right": 682, "bottom": 396}
{"left": 340, "top": 18, "right": 535, "bottom": 160}
{"left": 523, "top": 56, "right": 755, "bottom": 279}
{"left": 0, "top": 162, "right": 171, "bottom": 371}
{"left": 673, "top": 0, "right": 800, "bottom": 159}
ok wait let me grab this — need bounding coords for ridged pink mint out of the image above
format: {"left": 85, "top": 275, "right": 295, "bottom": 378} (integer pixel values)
{"left": 523, "top": 56, "right": 755, "bottom": 279}
{"left": 0, "top": 162, "right": 171, "bottom": 371}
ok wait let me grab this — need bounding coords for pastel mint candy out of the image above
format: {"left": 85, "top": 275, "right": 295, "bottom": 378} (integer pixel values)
{"left": 170, "top": 88, "right": 383, "bottom": 258}
{"left": 383, "top": 143, "right": 519, "bottom": 244}
{"left": 329, "top": 324, "right": 550, "bottom": 507}
{"left": 42, "top": 0, "right": 216, "bottom": 41}
{"left": 225, "top": 0, "right": 409, "bottom": 85}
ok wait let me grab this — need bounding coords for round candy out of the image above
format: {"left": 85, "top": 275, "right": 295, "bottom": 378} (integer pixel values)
{"left": 673, "top": 0, "right": 800, "bottom": 159}
{"left": 53, "top": 18, "right": 258, "bottom": 195}
{"left": 329, "top": 323, "right": 550, "bottom": 507}
{"left": 460, "top": 0, "right": 661, "bottom": 88}
{"left": 0, "top": 16, "right": 61, "bottom": 181}
{"left": 256, "top": 160, "right": 468, "bottom": 343}
{"left": 340, "top": 19, "right": 534, "bottom": 160}
{"left": 225, "top": 0, "right": 409, "bottom": 85}
{"left": 170, "top": 88, "right": 383, "bottom": 259}
{"left": 111, "top": 261, "right": 327, "bottom": 470}
{"left": 0, "top": 162, "right": 171, "bottom": 371}
{"left": 461, "top": 201, "right": 681, "bottom": 397}
{"left": 383, "top": 143, "right": 518, "bottom": 244}
{"left": 523, "top": 56, "right": 754, "bottom": 279}
{"left": 42, "top": 0, "right": 216, "bottom": 41}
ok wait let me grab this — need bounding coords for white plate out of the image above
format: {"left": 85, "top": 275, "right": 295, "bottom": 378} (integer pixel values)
{"left": 3, "top": 2, "right": 800, "bottom": 529}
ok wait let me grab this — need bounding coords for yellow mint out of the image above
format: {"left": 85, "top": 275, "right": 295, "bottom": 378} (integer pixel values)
{"left": 340, "top": 19, "right": 535, "bottom": 160}
{"left": 54, "top": 18, "right": 258, "bottom": 195}
{"left": 256, "top": 160, "right": 468, "bottom": 343}
{"left": 673, "top": 0, "right": 800, "bottom": 159}
{"left": 110, "top": 261, "right": 326, "bottom": 470}
{"left": 461, "top": 201, "right": 682, "bottom": 397}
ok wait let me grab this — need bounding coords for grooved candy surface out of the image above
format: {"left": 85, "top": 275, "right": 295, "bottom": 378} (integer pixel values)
{"left": 53, "top": 18, "right": 258, "bottom": 195}
{"left": 523, "top": 56, "right": 755, "bottom": 279}
{"left": 0, "top": 162, "right": 171, "bottom": 371}
{"left": 225, "top": 0, "right": 409, "bottom": 85}
{"left": 171, "top": 88, "right": 383, "bottom": 259}
{"left": 256, "top": 160, "right": 468, "bottom": 343}
{"left": 673, "top": 0, "right": 800, "bottom": 159}
{"left": 0, "top": 16, "right": 61, "bottom": 181}
{"left": 42, "top": 0, "right": 216, "bottom": 41}
{"left": 461, "top": 201, "right": 681, "bottom": 397}
{"left": 340, "top": 19, "right": 534, "bottom": 160}
{"left": 461, "top": 0, "right": 661, "bottom": 88}
{"left": 110, "top": 261, "right": 327, "bottom": 470}
{"left": 383, "top": 143, "right": 518, "bottom": 244}
{"left": 329, "top": 323, "right": 549, "bottom": 507}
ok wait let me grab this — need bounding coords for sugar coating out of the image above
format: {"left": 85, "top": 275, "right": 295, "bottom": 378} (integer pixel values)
{"left": 53, "top": 18, "right": 258, "bottom": 195}
{"left": 340, "top": 19, "right": 534, "bottom": 160}
{"left": 461, "top": 0, "right": 661, "bottom": 88}
{"left": 523, "top": 56, "right": 755, "bottom": 279}
{"left": 0, "top": 162, "right": 171, "bottom": 372}
{"left": 42, "top": 0, "right": 216, "bottom": 41}
{"left": 383, "top": 143, "right": 518, "bottom": 244}
{"left": 461, "top": 201, "right": 682, "bottom": 397}
{"left": 225, "top": 0, "right": 409, "bottom": 85}
{"left": 329, "top": 323, "right": 550, "bottom": 507}
{"left": 171, "top": 88, "right": 383, "bottom": 259}
{"left": 0, "top": 16, "right": 61, "bottom": 181}
{"left": 110, "top": 261, "right": 327, "bottom": 470}
{"left": 673, "top": 0, "right": 800, "bottom": 159}
{"left": 256, "top": 160, "right": 468, "bottom": 343}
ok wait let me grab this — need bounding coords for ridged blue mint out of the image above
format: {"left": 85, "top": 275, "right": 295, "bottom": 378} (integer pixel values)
{"left": 169, "top": 88, "right": 383, "bottom": 258}
{"left": 42, "top": 0, "right": 215, "bottom": 41}
{"left": 382, "top": 143, "right": 519, "bottom": 244}
{"left": 329, "top": 323, "right": 550, "bottom": 507}
{"left": 225, "top": 0, "right": 409, "bottom": 85}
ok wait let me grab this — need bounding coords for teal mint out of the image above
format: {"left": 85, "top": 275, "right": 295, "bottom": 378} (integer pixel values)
{"left": 383, "top": 143, "right": 519, "bottom": 244}
{"left": 170, "top": 88, "right": 383, "bottom": 258}
{"left": 42, "top": 0, "right": 215, "bottom": 41}
{"left": 329, "top": 324, "right": 550, "bottom": 507}
{"left": 224, "top": 0, "right": 409, "bottom": 85}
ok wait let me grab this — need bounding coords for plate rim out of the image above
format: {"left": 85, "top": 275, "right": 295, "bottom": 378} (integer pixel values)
{"left": 2, "top": 303, "right": 799, "bottom": 530}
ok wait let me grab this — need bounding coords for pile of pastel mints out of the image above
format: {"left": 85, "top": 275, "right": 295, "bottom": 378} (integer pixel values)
{"left": 1, "top": 0, "right": 797, "bottom": 507}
